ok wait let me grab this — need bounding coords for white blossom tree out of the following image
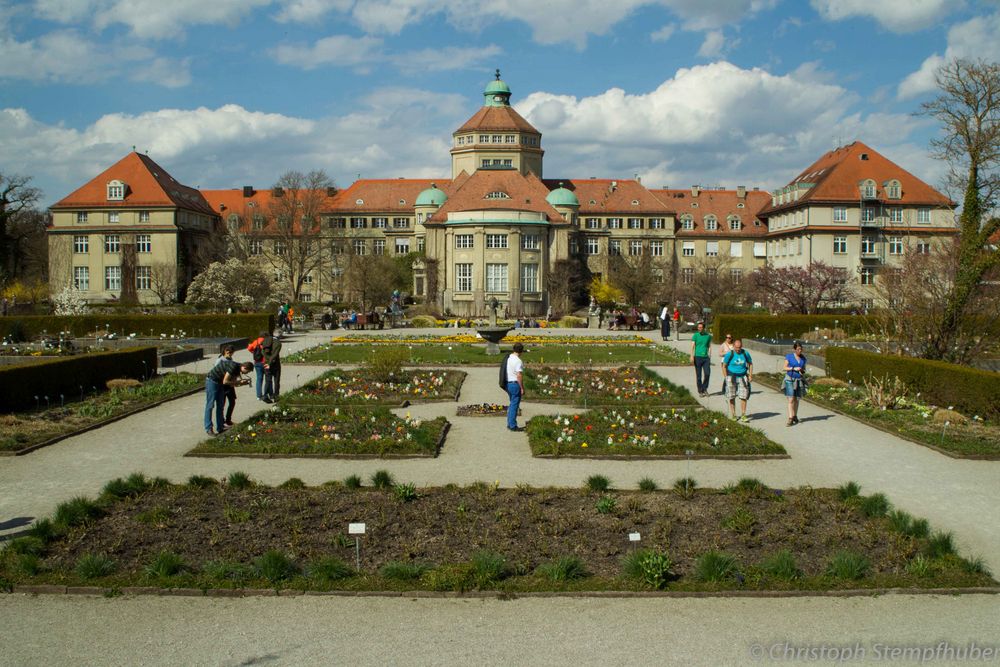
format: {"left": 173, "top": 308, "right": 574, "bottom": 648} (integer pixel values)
{"left": 52, "top": 285, "right": 88, "bottom": 315}
{"left": 185, "top": 259, "right": 283, "bottom": 311}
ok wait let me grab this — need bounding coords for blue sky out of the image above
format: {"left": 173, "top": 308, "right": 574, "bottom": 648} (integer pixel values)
{"left": 2, "top": 0, "right": 999, "bottom": 206}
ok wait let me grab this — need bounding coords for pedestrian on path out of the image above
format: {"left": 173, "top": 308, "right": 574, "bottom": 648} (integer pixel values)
{"left": 247, "top": 332, "right": 267, "bottom": 400}
{"left": 499, "top": 343, "right": 525, "bottom": 431}
{"left": 722, "top": 338, "right": 753, "bottom": 422}
{"left": 672, "top": 305, "right": 681, "bottom": 340}
{"left": 690, "top": 322, "right": 713, "bottom": 397}
{"left": 783, "top": 341, "right": 808, "bottom": 426}
{"left": 204, "top": 356, "right": 252, "bottom": 436}
{"left": 213, "top": 346, "right": 240, "bottom": 427}
{"left": 717, "top": 332, "right": 734, "bottom": 394}
{"left": 262, "top": 331, "right": 282, "bottom": 403}
{"left": 659, "top": 303, "right": 670, "bottom": 340}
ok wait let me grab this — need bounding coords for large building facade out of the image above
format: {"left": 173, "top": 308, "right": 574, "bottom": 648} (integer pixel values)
{"left": 49, "top": 75, "right": 955, "bottom": 313}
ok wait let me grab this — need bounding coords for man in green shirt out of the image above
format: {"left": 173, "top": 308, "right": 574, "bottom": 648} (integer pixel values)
{"left": 690, "top": 321, "right": 713, "bottom": 397}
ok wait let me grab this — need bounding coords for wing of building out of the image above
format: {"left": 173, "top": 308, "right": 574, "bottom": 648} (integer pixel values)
{"left": 49, "top": 77, "right": 956, "bottom": 313}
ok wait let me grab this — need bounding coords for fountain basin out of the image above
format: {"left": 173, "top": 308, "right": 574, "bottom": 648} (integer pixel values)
{"left": 476, "top": 327, "right": 513, "bottom": 355}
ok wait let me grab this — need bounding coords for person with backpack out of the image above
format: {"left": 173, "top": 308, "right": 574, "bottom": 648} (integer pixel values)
{"left": 721, "top": 337, "right": 753, "bottom": 422}
{"left": 499, "top": 343, "right": 525, "bottom": 431}
{"left": 783, "top": 341, "right": 808, "bottom": 426}
{"left": 247, "top": 332, "right": 267, "bottom": 400}
{"left": 261, "top": 331, "right": 282, "bottom": 403}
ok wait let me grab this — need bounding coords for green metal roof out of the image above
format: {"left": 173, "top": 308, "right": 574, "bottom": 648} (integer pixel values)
{"left": 546, "top": 184, "right": 579, "bottom": 207}
{"left": 415, "top": 185, "right": 447, "bottom": 206}
{"left": 444, "top": 217, "right": 550, "bottom": 226}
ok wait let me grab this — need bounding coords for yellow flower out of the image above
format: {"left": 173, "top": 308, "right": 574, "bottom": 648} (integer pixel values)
{"left": 581, "top": 443, "right": 588, "bottom": 448}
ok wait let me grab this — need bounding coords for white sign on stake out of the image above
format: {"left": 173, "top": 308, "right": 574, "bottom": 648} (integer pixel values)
{"left": 628, "top": 532, "right": 641, "bottom": 542}
{"left": 349, "top": 522, "right": 366, "bottom": 535}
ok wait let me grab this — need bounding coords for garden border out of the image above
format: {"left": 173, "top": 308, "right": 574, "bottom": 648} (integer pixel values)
{"left": 281, "top": 369, "right": 466, "bottom": 408}
{"left": 1, "top": 381, "right": 204, "bottom": 457}
{"left": 753, "top": 376, "right": 1000, "bottom": 461}
{"left": 532, "top": 452, "right": 791, "bottom": 460}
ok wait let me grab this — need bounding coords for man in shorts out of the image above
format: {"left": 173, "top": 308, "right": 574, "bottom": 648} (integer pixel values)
{"left": 721, "top": 338, "right": 753, "bottom": 422}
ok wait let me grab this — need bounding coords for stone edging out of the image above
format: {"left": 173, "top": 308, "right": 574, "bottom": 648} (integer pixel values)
{"left": 0, "top": 384, "right": 204, "bottom": 457}
{"left": 533, "top": 453, "right": 791, "bottom": 460}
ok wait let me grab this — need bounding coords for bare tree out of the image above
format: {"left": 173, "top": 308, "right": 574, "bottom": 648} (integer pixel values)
{"left": 119, "top": 233, "right": 138, "bottom": 305}
{"left": 679, "top": 255, "right": 746, "bottom": 315}
{"left": 917, "top": 59, "right": 1000, "bottom": 360}
{"left": 149, "top": 262, "right": 179, "bottom": 304}
{"left": 5, "top": 208, "right": 48, "bottom": 282}
{"left": 608, "top": 253, "right": 668, "bottom": 309}
{"left": 343, "top": 252, "right": 398, "bottom": 311}
{"left": 0, "top": 172, "right": 42, "bottom": 282}
{"left": 546, "top": 257, "right": 588, "bottom": 316}
{"left": 752, "top": 261, "right": 854, "bottom": 314}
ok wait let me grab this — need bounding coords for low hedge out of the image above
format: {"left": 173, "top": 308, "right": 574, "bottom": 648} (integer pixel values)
{"left": 0, "top": 347, "right": 159, "bottom": 413}
{"left": 711, "top": 314, "right": 872, "bottom": 341}
{"left": 825, "top": 347, "right": 1000, "bottom": 420}
{"left": 554, "top": 315, "right": 587, "bottom": 328}
{"left": 0, "top": 313, "right": 274, "bottom": 341}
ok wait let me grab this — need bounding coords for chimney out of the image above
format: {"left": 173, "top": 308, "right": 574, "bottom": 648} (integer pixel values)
{"left": 691, "top": 185, "right": 700, "bottom": 198}
{"left": 326, "top": 186, "right": 337, "bottom": 197}
{"left": 273, "top": 187, "right": 284, "bottom": 197}
{"left": 610, "top": 180, "right": 618, "bottom": 192}
{"left": 737, "top": 185, "right": 746, "bottom": 199}
{"left": 242, "top": 185, "right": 254, "bottom": 197}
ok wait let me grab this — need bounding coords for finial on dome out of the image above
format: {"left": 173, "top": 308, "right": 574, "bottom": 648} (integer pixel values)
{"left": 495, "top": 68, "right": 501, "bottom": 81}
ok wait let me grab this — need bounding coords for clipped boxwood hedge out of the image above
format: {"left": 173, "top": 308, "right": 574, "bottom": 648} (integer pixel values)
{"left": 0, "top": 347, "right": 159, "bottom": 413}
{"left": 0, "top": 313, "right": 274, "bottom": 341}
{"left": 825, "top": 346, "right": 1000, "bottom": 420}
{"left": 711, "top": 314, "right": 872, "bottom": 340}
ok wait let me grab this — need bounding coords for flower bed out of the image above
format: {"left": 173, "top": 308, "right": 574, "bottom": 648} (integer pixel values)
{"left": 188, "top": 406, "right": 448, "bottom": 458}
{"left": 285, "top": 369, "right": 466, "bottom": 406}
{"left": 0, "top": 372, "right": 203, "bottom": 455}
{"left": 527, "top": 408, "right": 786, "bottom": 458}
{"left": 329, "top": 333, "right": 650, "bottom": 345}
{"left": 755, "top": 373, "right": 1000, "bottom": 459}
{"left": 456, "top": 403, "right": 514, "bottom": 417}
{"left": 3, "top": 478, "right": 992, "bottom": 594}
{"left": 524, "top": 366, "right": 697, "bottom": 407}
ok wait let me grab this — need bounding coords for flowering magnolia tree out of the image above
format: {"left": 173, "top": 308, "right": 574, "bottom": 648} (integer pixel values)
{"left": 752, "top": 261, "right": 854, "bottom": 314}
{"left": 185, "top": 259, "right": 283, "bottom": 311}
{"left": 52, "top": 285, "right": 88, "bottom": 315}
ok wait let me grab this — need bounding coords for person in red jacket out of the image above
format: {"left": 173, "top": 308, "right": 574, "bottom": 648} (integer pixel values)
{"left": 247, "top": 332, "right": 267, "bottom": 400}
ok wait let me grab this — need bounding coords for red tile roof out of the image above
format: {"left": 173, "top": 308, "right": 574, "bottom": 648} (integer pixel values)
{"left": 761, "top": 141, "right": 953, "bottom": 214}
{"left": 551, "top": 179, "right": 671, "bottom": 215}
{"left": 651, "top": 188, "right": 771, "bottom": 237}
{"left": 427, "top": 170, "right": 565, "bottom": 223}
{"left": 53, "top": 152, "right": 217, "bottom": 217}
{"left": 328, "top": 179, "right": 444, "bottom": 212}
{"left": 455, "top": 106, "right": 540, "bottom": 134}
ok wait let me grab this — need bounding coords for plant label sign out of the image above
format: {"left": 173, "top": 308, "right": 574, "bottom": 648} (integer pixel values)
{"left": 628, "top": 532, "right": 641, "bottom": 542}
{"left": 349, "top": 523, "right": 366, "bottom": 535}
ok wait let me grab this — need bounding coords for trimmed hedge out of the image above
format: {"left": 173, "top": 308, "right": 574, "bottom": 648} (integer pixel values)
{"left": 0, "top": 313, "right": 274, "bottom": 341}
{"left": 711, "top": 315, "right": 871, "bottom": 341}
{"left": 825, "top": 347, "right": 1000, "bottom": 420}
{"left": 0, "top": 347, "right": 159, "bottom": 413}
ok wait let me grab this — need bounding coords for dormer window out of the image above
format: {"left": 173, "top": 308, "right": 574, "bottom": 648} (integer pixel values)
{"left": 860, "top": 179, "right": 877, "bottom": 199}
{"left": 484, "top": 191, "right": 511, "bottom": 200}
{"left": 107, "top": 180, "right": 126, "bottom": 201}
{"left": 884, "top": 180, "right": 901, "bottom": 200}
{"left": 728, "top": 216, "right": 742, "bottom": 231}
{"left": 705, "top": 215, "right": 718, "bottom": 231}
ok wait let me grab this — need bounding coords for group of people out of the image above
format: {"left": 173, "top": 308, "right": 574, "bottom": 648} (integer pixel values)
{"left": 276, "top": 302, "right": 295, "bottom": 334}
{"left": 658, "top": 304, "right": 682, "bottom": 341}
{"left": 607, "top": 308, "right": 653, "bottom": 331}
{"left": 688, "top": 322, "right": 807, "bottom": 426}
{"left": 203, "top": 330, "right": 282, "bottom": 436}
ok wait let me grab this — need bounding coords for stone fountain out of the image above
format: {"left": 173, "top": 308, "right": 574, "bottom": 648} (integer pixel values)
{"left": 476, "top": 297, "right": 512, "bottom": 355}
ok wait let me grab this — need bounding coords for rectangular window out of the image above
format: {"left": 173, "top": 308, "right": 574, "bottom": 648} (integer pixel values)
{"left": 861, "top": 208, "right": 875, "bottom": 223}
{"left": 104, "top": 235, "right": 120, "bottom": 253}
{"left": 350, "top": 217, "right": 366, "bottom": 229}
{"left": 570, "top": 238, "right": 579, "bottom": 255}
{"left": 730, "top": 241, "right": 743, "bottom": 257}
{"left": 706, "top": 241, "right": 719, "bottom": 257}
{"left": 352, "top": 239, "right": 366, "bottom": 255}
{"left": 917, "top": 242, "right": 931, "bottom": 254}
{"left": 393, "top": 217, "right": 409, "bottom": 229}
{"left": 680, "top": 218, "right": 694, "bottom": 230}
{"left": 274, "top": 240, "right": 287, "bottom": 255}
{"left": 627, "top": 218, "right": 642, "bottom": 229}
{"left": 253, "top": 215, "right": 266, "bottom": 230}
{"left": 481, "top": 159, "right": 490, "bottom": 168}
{"left": 455, "top": 234, "right": 474, "bottom": 249}
{"left": 329, "top": 217, "right": 346, "bottom": 229}
{"left": 682, "top": 241, "right": 695, "bottom": 257}
{"left": 136, "top": 234, "right": 151, "bottom": 253}
{"left": 300, "top": 293, "right": 313, "bottom": 303}
{"left": 104, "top": 266, "right": 121, "bottom": 291}
{"left": 486, "top": 234, "right": 508, "bottom": 249}
{"left": 705, "top": 218, "right": 718, "bottom": 231}
{"left": 456, "top": 264, "right": 473, "bottom": 291}
{"left": 77, "top": 212, "right": 88, "bottom": 224}
{"left": 888, "top": 236, "right": 904, "bottom": 255}
{"left": 609, "top": 240, "right": 621, "bottom": 256}
{"left": 833, "top": 236, "right": 847, "bottom": 254}
{"left": 861, "top": 237, "right": 877, "bottom": 255}
{"left": 73, "top": 266, "right": 89, "bottom": 290}
{"left": 250, "top": 239, "right": 264, "bottom": 255}
{"left": 860, "top": 268, "right": 874, "bottom": 285}
{"left": 890, "top": 208, "right": 903, "bottom": 223}
{"left": 729, "top": 218, "right": 742, "bottom": 231}
{"left": 135, "top": 266, "right": 151, "bottom": 290}
{"left": 108, "top": 212, "right": 119, "bottom": 224}
{"left": 502, "top": 159, "right": 513, "bottom": 168}
{"left": 73, "top": 235, "right": 89, "bottom": 253}
{"left": 492, "top": 135, "right": 501, "bottom": 143}
{"left": 373, "top": 239, "right": 386, "bottom": 256}
{"left": 730, "top": 269, "right": 743, "bottom": 284}
{"left": 139, "top": 211, "right": 149, "bottom": 223}
{"left": 649, "top": 218, "right": 664, "bottom": 230}
{"left": 417, "top": 237, "right": 425, "bottom": 252}
{"left": 629, "top": 240, "right": 642, "bottom": 256}
{"left": 681, "top": 268, "right": 694, "bottom": 284}
{"left": 486, "top": 263, "right": 508, "bottom": 292}
{"left": 505, "top": 135, "right": 516, "bottom": 144}
{"left": 372, "top": 217, "right": 388, "bottom": 229}
{"left": 521, "top": 264, "right": 538, "bottom": 292}
{"left": 479, "top": 135, "right": 488, "bottom": 143}
{"left": 607, "top": 218, "right": 622, "bottom": 229}
{"left": 753, "top": 242, "right": 766, "bottom": 258}
{"left": 833, "top": 207, "right": 847, "bottom": 222}
{"left": 395, "top": 238, "right": 410, "bottom": 255}
{"left": 521, "top": 234, "right": 540, "bottom": 250}
{"left": 586, "top": 237, "right": 599, "bottom": 255}
{"left": 303, "top": 274, "right": 313, "bottom": 284}
{"left": 917, "top": 208, "right": 931, "bottom": 224}
{"left": 650, "top": 240, "right": 664, "bottom": 257}
{"left": 586, "top": 218, "right": 601, "bottom": 229}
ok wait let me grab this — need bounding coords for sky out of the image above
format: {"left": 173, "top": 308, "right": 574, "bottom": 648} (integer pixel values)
{"left": 2, "top": 0, "right": 999, "bottom": 207}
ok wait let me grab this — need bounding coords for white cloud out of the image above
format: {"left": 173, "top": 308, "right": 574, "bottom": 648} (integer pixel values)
{"left": 697, "top": 30, "right": 725, "bottom": 57}
{"left": 810, "top": 0, "right": 959, "bottom": 33}
{"left": 390, "top": 44, "right": 503, "bottom": 73}
{"left": 651, "top": 23, "right": 676, "bottom": 42}
{"left": 273, "top": 0, "right": 352, "bottom": 23}
{"left": 271, "top": 35, "right": 386, "bottom": 69}
{"left": 34, "top": 0, "right": 270, "bottom": 39}
{"left": 898, "top": 12, "right": 1000, "bottom": 98}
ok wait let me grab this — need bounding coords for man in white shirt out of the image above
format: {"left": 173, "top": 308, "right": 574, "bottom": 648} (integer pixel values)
{"left": 504, "top": 343, "right": 525, "bottom": 431}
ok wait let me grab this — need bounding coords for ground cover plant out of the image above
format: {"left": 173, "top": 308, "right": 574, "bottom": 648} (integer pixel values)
{"left": 755, "top": 373, "right": 1000, "bottom": 459}
{"left": 456, "top": 403, "right": 511, "bottom": 417}
{"left": 187, "top": 406, "right": 448, "bottom": 458}
{"left": 285, "top": 368, "right": 466, "bottom": 407}
{"left": 524, "top": 366, "right": 697, "bottom": 407}
{"left": 1, "top": 476, "right": 992, "bottom": 594}
{"left": 527, "top": 408, "right": 786, "bottom": 458}
{"left": 0, "top": 373, "right": 202, "bottom": 454}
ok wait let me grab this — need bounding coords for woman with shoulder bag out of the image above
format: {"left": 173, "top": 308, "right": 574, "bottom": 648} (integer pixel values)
{"left": 783, "top": 341, "right": 807, "bottom": 426}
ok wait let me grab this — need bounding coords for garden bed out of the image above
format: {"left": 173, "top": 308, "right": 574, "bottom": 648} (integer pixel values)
{"left": 1, "top": 476, "right": 992, "bottom": 595}
{"left": 755, "top": 374, "right": 1000, "bottom": 459}
{"left": 456, "top": 403, "right": 516, "bottom": 417}
{"left": 188, "top": 406, "right": 448, "bottom": 458}
{"left": 527, "top": 408, "right": 787, "bottom": 459}
{"left": 524, "top": 366, "right": 697, "bottom": 407}
{"left": 0, "top": 373, "right": 203, "bottom": 455}
{"left": 284, "top": 369, "right": 466, "bottom": 407}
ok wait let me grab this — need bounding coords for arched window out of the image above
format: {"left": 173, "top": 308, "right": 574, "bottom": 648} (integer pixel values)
{"left": 704, "top": 215, "right": 718, "bottom": 231}
{"left": 860, "top": 179, "right": 877, "bottom": 199}
{"left": 884, "top": 179, "right": 901, "bottom": 199}
{"left": 107, "top": 180, "right": 126, "bottom": 201}
{"left": 484, "top": 191, "right": 511, "bottom": 200}
{"left": 680, "top": 215, "right": 694, "bottom": 231}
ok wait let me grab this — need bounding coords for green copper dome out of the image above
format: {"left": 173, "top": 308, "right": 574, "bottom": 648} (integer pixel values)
{"left": 484, "top": 69, "right": 512, "bottom": 107}
{"left": 546, "top": 183, "right": 579, "bottom": 207}
{"left": 415, "top": 184, "right": 447, "bottom": 207}
{"left": 485, "top": 79, "right": 511, "bottom": 95}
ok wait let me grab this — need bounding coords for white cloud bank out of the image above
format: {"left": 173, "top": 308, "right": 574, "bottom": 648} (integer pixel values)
{"left": 898, "top": 12, "right": 1000, "bottom": 99}
{"left": 810, "top": 0, "right": 960, "bottom": 33}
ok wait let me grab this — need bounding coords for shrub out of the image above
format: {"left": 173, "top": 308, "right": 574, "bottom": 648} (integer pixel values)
{"left": 254, "top": 550, "right": 297, "bottom": 584}
{"left": 637, "top": 477, "right": 658, "bottom": 492}
{"left": 859, "top": 493, "right": 890, "bottom": 518}
{"left": 278, "top": 477, "right": 306, "bottom": 490}
{"left": 961, "top": 557, "right": 991, "bottom": 576}
{"left": 595, "top": 496, "right": 617, "bottom": 514}
{"left": 365, "top": 348, "right": 409, "bottom": 382}
{"left": 694, "top": 550, "right": 739, "bottom": 583}
{"left": 886, "top": 510, "right": 913, "bottom": 535}
{"left": 826, "top": 551, "right": 869, "bottom": 580}
{"left": 906, "top": 555, "right": 934, "bottom": 578}
{"left": 722, "top": 507, "right": 756, "bottom": 534}
{"left": 735, "top": 477, "right": 767, "bottom": 495}
{"left": 145, "top": 551, "right": 188, "bottom": 578}
{"left": 924, "top": 532, "right": 956, "bottom": 559}
{"left": 908, "top": 518, "right": 930, "bottom": 539}
{"left": 7, "top": 537, "right": 45, "bottom": 556}
{"left": 203, "top": 560, "right": 253, "bottom": 585}
{"left": 371, "top": 470, "right": 395, "bottom": 489}
{"left": 309, "top": 556, "right": 354, "bottom": 583}
{"left": 102, "top": 473, "right": 152, "bottom": 500}
{"left": 837, "top": 481, "right": 861, "bottom": 501}
{"left": 54, "top": 497, "right": 102, "bottom": 529}
{"left": 470, "top": 550, "right": 507, "bottom": 587}
{"left": 555, "top": 315, "right": 587, "bottom": 328}
{"left": 421, "top": 563, "right": 474, "bottom": 592}
{"left": 187, "top": 475, "right": 218, "bottom": 488}
{"left": 710, "top": 314, "right": 869, "bottom": 342}
{"left": 409, "top": 315, "right": 438, "bottom": 328}
{"left": 106, "top": 378, "right": 141, "bottom": 390}
{"left": 760, "top": 550, "right": 801, "bottom": 581}
{"left": 226, "top": 471, "right": 254, "bottom": 489}
{"left": 535, "top": 556, "right": 589, "bottom": 582}
{"left": 862, "top": 375, "right": 909, "bottom": 410}
{"left": 585, "top": 474, "right": 611, "bottom": 492}
{"left": 672, "top": 477, "right": 697, "bottom": 499}
{"left": 27, "top": 519, "right": 56, "bottom": 543}
{"left": 380, "top": 561, "right": 431, "bottom": 581}
{"left": 0, "top": 313, "right": 273, "bottom": 341}
{"left": 393, "top": 482, "right": 418, "bottom": 502}
{"left": 76, "top": 553, "right": 116, "bottom": 579}
{"left": 17, "top": 554, "right": 41, "bottom": 576}
{"left": 344, "top": 474, "right": 363, "bottom": 489}
{"left": 621, "top": 550, "right": 673, "bottom": 589}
